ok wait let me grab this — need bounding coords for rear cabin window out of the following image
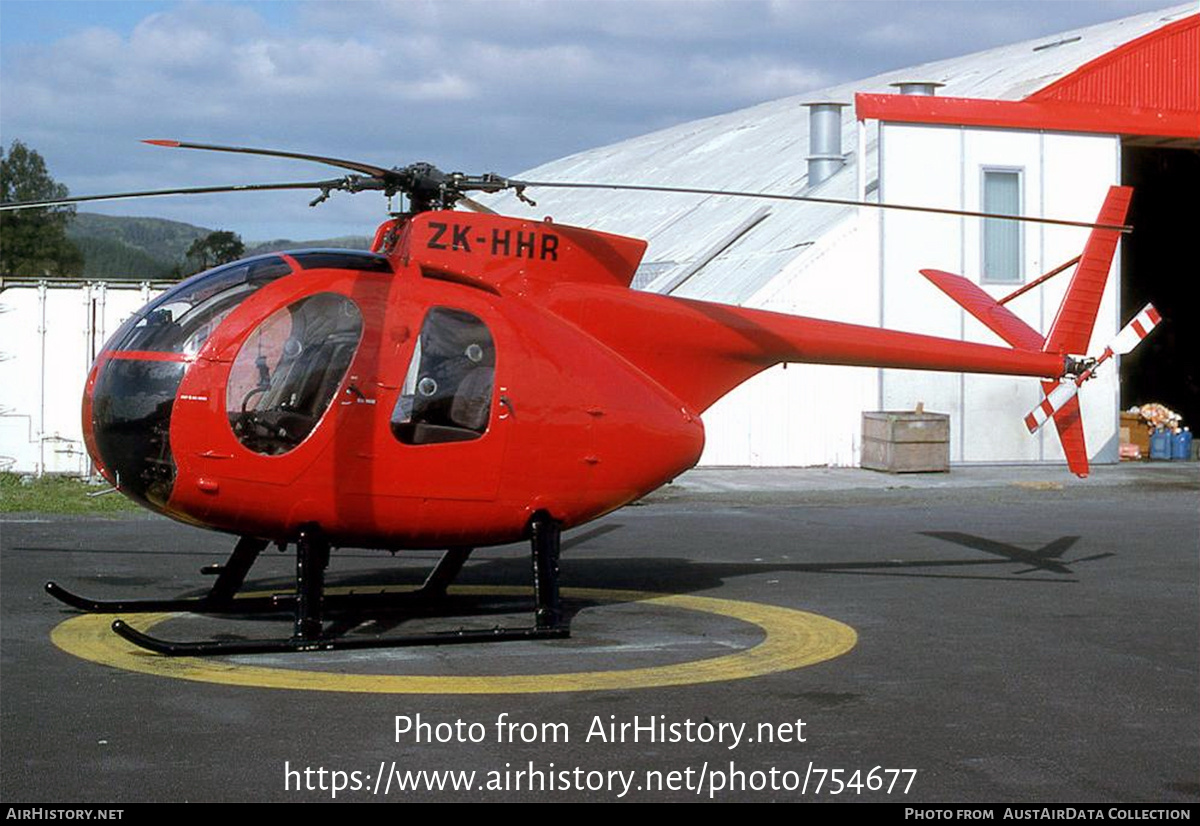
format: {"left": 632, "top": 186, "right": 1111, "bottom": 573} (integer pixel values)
{"left": 390, "top": 308, "right": 495, "bottom": 445}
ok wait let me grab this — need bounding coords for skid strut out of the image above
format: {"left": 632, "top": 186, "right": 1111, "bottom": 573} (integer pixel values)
{"left": 531, "top": 514, "right": 562, "bottom": 629}
{"left": 294, "top": 525, "right": 328, "bottom": 641}
{"left": 52, "top": 516, "right": 571, "bottom": 655}
{"left": 46, "top": 536, "right": 269, "bottom": 613}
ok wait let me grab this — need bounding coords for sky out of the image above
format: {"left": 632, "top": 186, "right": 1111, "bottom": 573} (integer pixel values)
{"left": 0, "top": 0, "right": 1180, "bottom": 242}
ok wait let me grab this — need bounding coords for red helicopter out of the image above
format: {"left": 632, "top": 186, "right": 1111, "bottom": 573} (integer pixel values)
{"left": 0, "top": 141, "right": 1160, "bottom": 655}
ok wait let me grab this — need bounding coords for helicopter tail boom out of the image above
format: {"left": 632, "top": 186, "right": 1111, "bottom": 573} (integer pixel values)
{"left": 546, "top": 285, "right": 1065, "bottom": 414}
{"left": 547, "top": 186, "right": 1138, "bottom": 476}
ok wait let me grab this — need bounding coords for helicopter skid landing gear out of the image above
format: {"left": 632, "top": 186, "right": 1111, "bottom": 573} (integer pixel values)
{"left": 57, "top": 515, "right": 571, "bottom": 656}
{"left": 46, "top": 536, "right": 270, "bottom": 614}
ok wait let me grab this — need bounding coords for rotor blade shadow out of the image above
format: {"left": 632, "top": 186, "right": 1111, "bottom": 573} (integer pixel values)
{"left": 921, "top": 531, "right": 1090, "bottom": 575}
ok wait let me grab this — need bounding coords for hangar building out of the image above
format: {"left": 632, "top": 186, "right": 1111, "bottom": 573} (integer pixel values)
{"left": 485, "top": 3, "right": 1200, "bottom": 469}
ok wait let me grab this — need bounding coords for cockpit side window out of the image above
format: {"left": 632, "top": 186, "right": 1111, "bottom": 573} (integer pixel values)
{"left": 108, "top": 255, "right": 293, "bottom": 356}
{"left": 390, "top": 307, "right": 495, "bottom": 445}
{"left": 227, "top": 293, "right": 363, "bottom": 456}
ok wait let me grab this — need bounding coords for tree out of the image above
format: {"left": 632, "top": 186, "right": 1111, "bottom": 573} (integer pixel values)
{"left": 0, "top": 140, "right": 84, "bottom": 277}
{"left": 186, "top": 230, "right": 245, "bottom": 272}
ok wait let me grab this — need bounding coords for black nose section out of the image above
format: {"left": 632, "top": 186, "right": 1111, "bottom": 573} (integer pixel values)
{"left": 90, "top": 357, "right": 186, "bottom": 511}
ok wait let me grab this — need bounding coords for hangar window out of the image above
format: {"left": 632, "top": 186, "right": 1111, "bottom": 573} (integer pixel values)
{"left": 981, "top": 169, "right": 1022, "bottom": 284}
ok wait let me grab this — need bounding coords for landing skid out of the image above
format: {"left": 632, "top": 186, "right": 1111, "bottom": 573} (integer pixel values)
{"left": 110, "top": 618, "right": 567, "bottom": 655}
{"left": 47, "top": 535, "right": 270, "bottom": 614}
{"left": 47, "top": 513, "right": 570, "bottom": 656}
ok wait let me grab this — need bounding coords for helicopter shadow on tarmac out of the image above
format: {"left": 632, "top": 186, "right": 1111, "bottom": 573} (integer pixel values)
{"left": 17, "top": 521, "right": 1110, "bottom": 641}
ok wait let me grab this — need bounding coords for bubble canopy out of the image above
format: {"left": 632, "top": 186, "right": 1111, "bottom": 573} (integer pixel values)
{"left": 89, "top": 251, "right": 384, "bottom": 509}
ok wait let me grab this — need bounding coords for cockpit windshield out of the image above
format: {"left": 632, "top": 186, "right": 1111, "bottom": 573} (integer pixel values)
{"left": 107, "top": 255, "right": 294, "bottom": 356}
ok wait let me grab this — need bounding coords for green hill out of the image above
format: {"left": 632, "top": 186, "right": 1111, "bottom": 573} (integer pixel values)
{"left": 71, "top": 235, "right": 176, "bottom": 280}
{"left": 66, "top": 213, "right": 374, "bottom": 280}
{"left": 67, "top": 213, "right": 210, "bottom": 279}
{"left": 246, "top": 236, "right": 372, "bottom": 256}
{"left": 69, "top": 213, "right": 210, "bottom": 259}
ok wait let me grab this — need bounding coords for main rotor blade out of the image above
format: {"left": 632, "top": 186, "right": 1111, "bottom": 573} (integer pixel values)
{"left": 511, "top": 179, "right": 1133, "bottom": 233}
{"left": 144, "top": 140, "right": 394, "bottom": 179}
{"left": 0, "top": 178, "right": 368, "bottom": 211}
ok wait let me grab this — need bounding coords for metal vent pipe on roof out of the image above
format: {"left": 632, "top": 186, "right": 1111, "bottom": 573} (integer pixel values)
{"left": 803, "top": 102, "right": 847, "bottom": 187}
{"left": 889, "top": 81, "right": 944, "bottom": 96}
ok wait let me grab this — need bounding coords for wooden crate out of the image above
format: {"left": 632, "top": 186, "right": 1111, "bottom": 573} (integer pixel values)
{"left": 1120, "top": 412, "right": 1151, "bottom": 456}
{"left": 861, "top": 411, "right": 950, "bottom": 473}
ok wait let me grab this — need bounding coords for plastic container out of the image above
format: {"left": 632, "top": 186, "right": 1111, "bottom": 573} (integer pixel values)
{"left": 1171, "top": 428, "right": 1192, "bottom": 461}
{"left": 1149, "top": 428, "right": 1172, "bottom": 460}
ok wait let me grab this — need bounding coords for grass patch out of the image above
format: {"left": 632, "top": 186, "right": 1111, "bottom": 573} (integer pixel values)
{"left": 0, "top": 472, "right": 142, "bottom": 515}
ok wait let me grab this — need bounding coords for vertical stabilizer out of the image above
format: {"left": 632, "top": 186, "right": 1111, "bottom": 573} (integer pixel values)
{"left": 1043, "top": 186, "right": 1132, "bottom": 356}
{"left": 1037, "top": 186, "right": 1132, "bottom": 476}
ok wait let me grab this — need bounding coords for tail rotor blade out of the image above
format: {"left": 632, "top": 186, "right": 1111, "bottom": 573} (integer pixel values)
{"left": 1021, "top": 302, "right": 1162, "bottom": 477}
{"left": 1110, "top": 303, "right": 1161, "bottom": 356}
{"left": 1025, "top": 380, "right": 1080, "bottom": 434}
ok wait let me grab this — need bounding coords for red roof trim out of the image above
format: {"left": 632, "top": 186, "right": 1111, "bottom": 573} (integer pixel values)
{"left": 855, "top": 13, "right": 1200, "bottom": 139}
{"left": 1029, "top": 14, "right": 1198, "bottom": 111}
{"left": 855, "top": 93, "right": 1200, "bottom": 138}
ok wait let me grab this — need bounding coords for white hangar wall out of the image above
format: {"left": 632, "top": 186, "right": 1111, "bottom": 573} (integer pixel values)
{"left": 876, "top": 123, "right": 1122, "bottom": 466}
{"left": 0, "top": 281, "right": 157, "bottom": 475}
{"left": 697, "top": 212, "right": 881, "bottom": 467}
{"left": 698, "top": 125, "right": 1122, "bottom": 470}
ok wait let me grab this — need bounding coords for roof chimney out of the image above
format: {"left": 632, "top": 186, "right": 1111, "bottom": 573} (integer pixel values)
{"left": 802, "top": 102, "right": 847, "bottom": 187}
{"left": 889, "top": 81, "right": 944, "bottom": 96}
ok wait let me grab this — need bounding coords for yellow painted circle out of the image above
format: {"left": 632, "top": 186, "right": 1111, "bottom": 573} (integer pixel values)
{"left": 51, "top": 586, "right": 856, "bottom": 694}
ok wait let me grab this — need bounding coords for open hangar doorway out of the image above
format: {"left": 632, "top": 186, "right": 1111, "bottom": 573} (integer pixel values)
{"left": 1120, "top": 142, "right": 1200, "bottom": 438}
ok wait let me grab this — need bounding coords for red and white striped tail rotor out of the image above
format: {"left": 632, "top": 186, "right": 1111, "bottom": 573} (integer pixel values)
{"left": 1024, "top": 303, "right": 1160, "bottom": 434}
{"left": 1109, "top": 303, "right": 1161, "bottom": 355}
{"left": 1025, "top": 380, "right": 1079, "bottom": 434}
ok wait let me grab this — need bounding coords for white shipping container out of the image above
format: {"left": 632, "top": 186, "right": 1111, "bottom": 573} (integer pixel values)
{"left": 0, "top": 280, "right": 161, "bottom": 476}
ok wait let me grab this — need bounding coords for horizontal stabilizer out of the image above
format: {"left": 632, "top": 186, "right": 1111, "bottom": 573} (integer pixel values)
{"left": 921, "top": 269, "right": 1045, "bottom": 351}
